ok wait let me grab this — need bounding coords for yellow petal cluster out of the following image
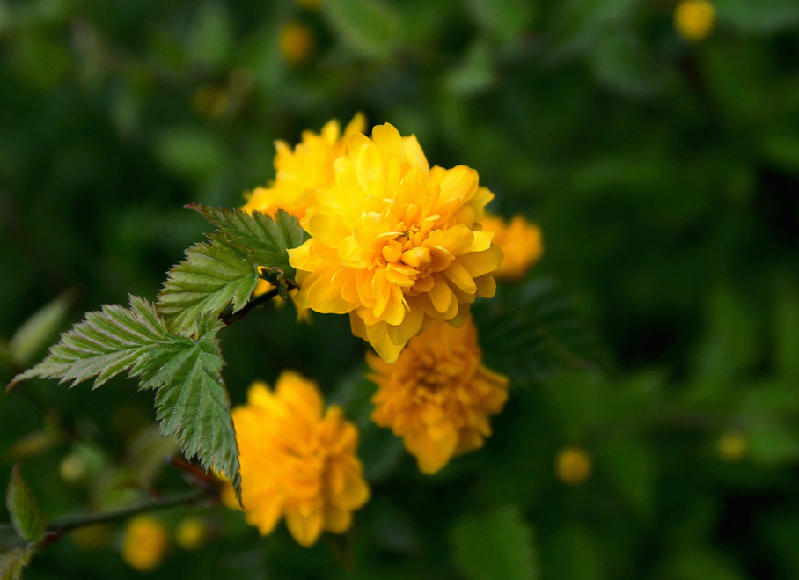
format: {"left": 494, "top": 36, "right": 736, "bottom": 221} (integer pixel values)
{"left": 289, "top": 123, "right": 503, "bottom": 362}
{"left": 243, "top": 114, "right": 365, "bottom": 220}
{"left": 482, "top": 215, "right": 543, "bottom": 281}
{"left": 232, "top": 371, "right": 370, "bottom": 547}
{"left": 674, "top": 0, "right": 715, "bottom": 41}
{"left": 279, "top": 21, "right": 314, "bottom": 66}
{"left": 121, "top": 516, "right": 169, "bottom": 571}
{"left": 367, "top": 316, "right": 508, "bottom": 473}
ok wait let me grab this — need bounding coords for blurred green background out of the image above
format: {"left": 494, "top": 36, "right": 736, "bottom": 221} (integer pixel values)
{"left": 2, "top": 0, "right": 799, "bottom": 578}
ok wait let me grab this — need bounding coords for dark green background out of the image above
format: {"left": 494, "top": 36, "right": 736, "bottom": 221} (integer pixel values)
{"left": 2, "top": 0, "right": 799, "bottom": 578}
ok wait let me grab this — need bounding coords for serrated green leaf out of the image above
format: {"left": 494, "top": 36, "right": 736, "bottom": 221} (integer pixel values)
{"left": 8, "top": 296, "right": 173, "bottom": 390}
{"left": 473, "top": 277, "right": 611, "bottom": 385}
{"left": 7, "top": 298, "right": 241, "bottom": 499}
{"left": 136, "top": 313, "right": 240, "bottom": 495}
{"left": 157, "top": 239, "right": 259, "bottom": 336}
{"left": 0, "top": 547, "right": 35, "bottom": 580}
{"left": 5, "top": 465, "right": 46, "bottom": 543}
{"left": 451, "top": 506, "right": 538, "bottom": 580}
{"left": 188, "top": 204, "right": 309, "bottom": 284}
{"left": 9, "top": 291, "right": 74, "bottom": 367}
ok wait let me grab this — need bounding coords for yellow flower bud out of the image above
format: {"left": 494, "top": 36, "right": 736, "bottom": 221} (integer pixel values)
{"left": 279, "top": 21, "right": 314, "bottom": 66}
{"left": 60, "top": 452, "right": 87, "bottom": 483}
{"left": 674, "top": 0, "right": 716, "bottom": 42}
{"left": 122, "top": 516, "right": 169, "bottom": 571}
{"left": 718, "top": 431, "right": 747, "bottom": 463}
{"left": 555, "top": 445, "right": 592, "bottom": 485}
{"left": 176, "top": 517, "right": 206, "bottom": 551}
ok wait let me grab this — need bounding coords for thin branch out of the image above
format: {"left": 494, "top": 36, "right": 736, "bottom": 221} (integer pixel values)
{"left": 221, "top": 288, "right": 279, "bottom": 327}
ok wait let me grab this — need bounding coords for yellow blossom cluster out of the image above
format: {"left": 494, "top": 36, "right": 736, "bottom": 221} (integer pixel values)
{"left": 232, "top": 371, "right": 370, "bottom": 547}
{"left": 368, "top": 316, "right": 508, "bottom": 473}
{"left": 289, "top": 123, "right": 503, "bottom": 362}
{"left": 243, "top": 114, "right": 365, "bottom": 220}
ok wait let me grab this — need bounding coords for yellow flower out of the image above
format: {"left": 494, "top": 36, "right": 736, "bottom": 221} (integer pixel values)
{"left": 368, "top": 316, "right": 509, "bottom": 473}
{"left": 279, "top": 21, "right": 314, "bottom": 66}
{"left": 243, "top": 114, "right": 365, "bottom": 221}
{"left": 482, "top": 215, "right": 542, "bottom": 280}
{"left": 289, "top": 123, "right": 503, "bottom": 362}
{"left": 674, "top": 0, "right": 715, "bottom": 41}
{"left": 176, "top": 517, "right": 207, "bottom": 550}
{"left": 122, "top": 516, "right": 169, "bottom": 571}
{"left": 554, "top": 445, "right": 592, "bottom": 485}
{"left": 232, "top": 371, "right": 370, "bottom": 547}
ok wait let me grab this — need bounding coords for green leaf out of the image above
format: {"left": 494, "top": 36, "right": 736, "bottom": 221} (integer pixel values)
{"left": 467, "top": 0, "right": 534, "bottom": 43}
{"left": 5, "top": 465, "right": 46, "bottom": 543}
{"left": 9, "top": 291, "right": 74, "bottom": 367}
{"left": 473, "top": 277, "right": 611, "bottom": 385}
{"left": 0, "top": 547, "right": 35, "bottom": 580}
{"left": 322, "top": 0, "right": 402, "bottom": 60}
{"left": 451, "top": 506, "right": 538, "bottom": 580}
{"left": 138, "top": 314, "right": 241, "bottom": 495}
{"left": 157, "top": 239, "right": 258, "bottom": 336}
{"left": 188, "top": 204, "right": 309, "bottom": 284}
{"left": 186, "top": 1, "right": 232, "bottom": 67}
{"left": 716, "top": 0, "right": 799, "bottom": 33}
{"left": 8, "top": 296, "right": 173, "bottom": 390}
{"left": 154, "top": 127, "right": 226, "bottom": 181}
{"left": 775, "top": 282, "right": 799, "bottom": 379}
{"left": 595, "top": 439, "right": 656, "bottom": 518}
{"left": 7, "top": 298, "right": 241, "bottom": 499}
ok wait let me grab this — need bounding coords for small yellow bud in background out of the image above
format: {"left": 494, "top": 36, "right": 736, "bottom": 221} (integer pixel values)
{"left": 555, "top": 445, "right": 592, "bottom": 485}
{"left": 122, "top": 516, "right": 169, "bottom": 571}
{"left": 176, "top": 517, "right": 207, "bottom": 550}
{"left": 718, "top": 431, "right": 747, "bottom": 462}
{"left": 674, "top": 0, "right": 716, "bottom": 42}
{"left": 60, "top": 451, "right": 87, "bottom": 483}
{"left": 280, "top": 21, "right": 314, "bottom": 66}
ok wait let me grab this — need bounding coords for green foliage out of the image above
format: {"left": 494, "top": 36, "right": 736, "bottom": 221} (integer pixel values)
{"left": 451, "top": 506, "right": 538, "bottom": 580}
{"left": 0, "top": 547, "right": 35, "bottom": 580}
{"left": 474, "top": 277, "right": 610, "bottom": 385}
{"left": 8, "top": 292, "right": 73, "bottom": 367}
{"left": 5, "top": 465, "right": 45, "bottom": 543}
{"left": 322, "top": 0, "right": 402, "bottom": 60}
{"left": 189, "top": 205, "right": 309, "bottom": 287}
{"left": 158, "top": 240, "right": 258, "bottom": 337}
{"left": 8, "top": 298, "right": 241, "bottom": 498}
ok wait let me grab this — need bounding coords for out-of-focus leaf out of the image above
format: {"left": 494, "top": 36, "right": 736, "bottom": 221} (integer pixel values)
{"left": 126, "top": 426, "right": 179, "bottom": 489}
{"left": 746, "top": 426, "right": 799, "bottom": 466}
{"left": 187, "top": 1, "right": 232, "bottom": 67}
{"left": 157, "top": 239, "right": 258, "bottom": 337}
{"left": 761, "top": 133, "right": 799, "bottom": 174}
{"left": 154, "top": 127, "right": 226, "bottom": 181}
{"left": 595, "top": 438, "right": 656, "bottom": 518}
{"left": 9, "top": 291, "right": 73, "bottom": 367}
{"left": 662, "top": 549, "right": 747, "bottom": 580}
{"left": 0, "top": 547, "right": 35, "bottom": 580}
{"left": 716, "top": 0, "right": 799, "bottom": 33}
{"left": 322, "top": 0, "right": 402, "bottom": 60}
{"left": 592, "top": 29, "right": 656, "bottom": 97}
{"left": 544, "top": 524, "right": 603, "bottom": 580}
{"left": 774, "top": 282, "right": 799, "bottom": 379}
{"left": 451, "top": 506, "right": 538, "bottom": 580}
{"left": 467, "top": 0, "right": 534, "bottom": 43}
{"left": 5, "top": 465, "right": 46, "bottom": 543}
{"left": 474, "top": 277, "right": 611, "bottom": 386}
{"left": 444, "top": 41, "right": 495, "bottom": 96}
{"left": 551, "top": 0, "right": 639, "bottom": 54}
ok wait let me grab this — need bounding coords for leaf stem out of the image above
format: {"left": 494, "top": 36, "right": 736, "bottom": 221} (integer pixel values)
{"left": 221, "top": 288, "right": 279, "bottom": 327}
